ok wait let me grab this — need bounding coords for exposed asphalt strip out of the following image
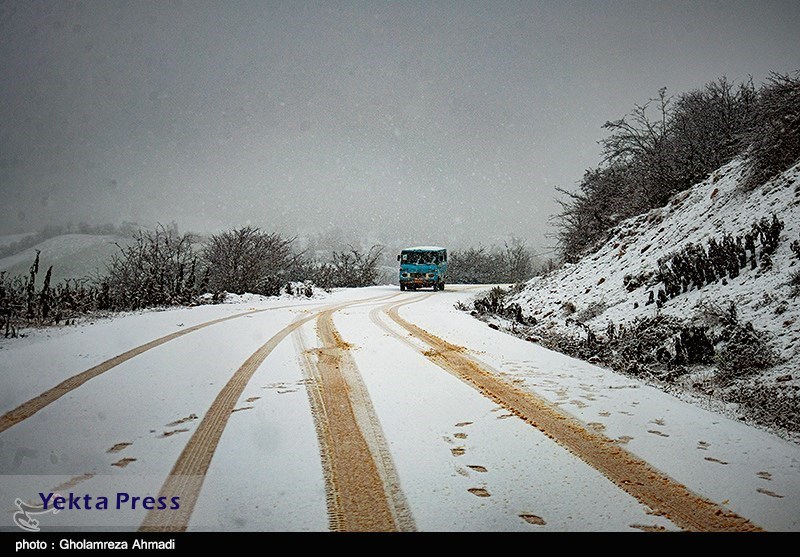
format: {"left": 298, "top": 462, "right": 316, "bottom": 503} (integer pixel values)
{"left": 294, "top": 304, "right": 416, "bottom": 532}
{"left": 138, "top": 293, "right": 401, "bottom": 532}
{"left": 0, "top": 303, "right": 315, "bottom": 434}
{"left": 373, "top": 295, "right": 763, "bottom": 532}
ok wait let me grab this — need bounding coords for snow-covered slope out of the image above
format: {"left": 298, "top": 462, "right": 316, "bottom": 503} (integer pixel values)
{"left": 496, "top": 159, "right": 800, "bottom": 438}
{"left": 0, "top": 234, "right": 132, "bottom": 285}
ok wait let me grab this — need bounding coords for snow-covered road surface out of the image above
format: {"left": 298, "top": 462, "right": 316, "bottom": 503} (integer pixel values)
{"left": 1, "top": 286, "right": 798, "bottom": 532}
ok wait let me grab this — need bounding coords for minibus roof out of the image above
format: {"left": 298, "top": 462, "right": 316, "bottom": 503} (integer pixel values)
{"left": 402, "top": 246, "right": 446, "bottom": 251}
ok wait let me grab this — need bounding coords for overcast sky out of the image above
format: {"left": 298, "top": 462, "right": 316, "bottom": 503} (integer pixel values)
{"left": 1, "top": 1, "right": 799, "bottom": 251}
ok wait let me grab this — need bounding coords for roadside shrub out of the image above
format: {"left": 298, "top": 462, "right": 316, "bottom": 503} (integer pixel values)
{"left": 0, "top": 271, "right": 24, "bottom": 337}
{"left": 1, "top": 257, "right": 106, "bottom": 335}
{"left": 789, "top": 234, "right": 800, "bottom": 295}
{"left": 472, "top": 286, "right": 509, "bottom": 315}
{"left": 100, "top": 224, "right": 199, "bottom": 310}
{"left": 696, "top": 300, "right": 780, "bottom": 383}
{"left": 714, "top": 322, "right": 780, "bottom": 383}
{"left": 603, "top": 315, "right": 714, "bottom": 377}
{"left": 466, "top": 286, "right": 530, "bottom": 325}
{"left": 328, "top": 245, "right": 384, "bottom": 288}
{"left": 725, "top": 382, "right": 800, "bottom": 433}
{"left": 201, "top": 226, "right": 297, "bottom": 296}
{"left": 284, "top": 281, "right": 315, "bottom": 298}
{"left": 790, "top": 271, "right": 800, "bottom": 298}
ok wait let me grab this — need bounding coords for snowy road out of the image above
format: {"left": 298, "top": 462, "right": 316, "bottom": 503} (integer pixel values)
{"left": 1, "top": 286, "right": 798, "bottom": 532}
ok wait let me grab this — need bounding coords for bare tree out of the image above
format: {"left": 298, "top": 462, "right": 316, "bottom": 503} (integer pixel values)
{"left": 201, "top": 226, "right": 299, "bottom": 296}
{"left": 503, "top": 237, "right": 533, "bottom": 283}
{"left": 101, "top": 223, "right": 199, "bottom": 309}
{"left": 328, "top": 245, "right": 385, "bottom": 287}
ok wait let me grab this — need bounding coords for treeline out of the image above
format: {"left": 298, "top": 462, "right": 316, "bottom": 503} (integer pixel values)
{"left": 0, "top": 221, "right": 141, "bottom": 259}
{"left": 555, "top": 72, "right": 800, "bottom": 262}
{"left": 0, "top": 224, "right": 386, "bottom": 336}
{"left": 447, "top": 237, "right": 537, "bottom": 284}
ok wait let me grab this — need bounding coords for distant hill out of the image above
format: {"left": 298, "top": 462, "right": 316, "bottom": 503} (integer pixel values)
{"left": 0, "top": 234, "right": 133, "bottom": 285}
{"left": 0, "top": 233, "right": 35, "bottom": 248}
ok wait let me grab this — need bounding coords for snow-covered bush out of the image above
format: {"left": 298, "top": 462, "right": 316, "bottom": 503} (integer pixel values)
{"left": 696, "top": 300, "right": 781, "bottom": 384}
{"left": 99, "top": 224, "right": 199, "bottom": 310}
{"left": 2, "top": 259, "right": 107, "bottom": 335}
{"left": 790, "top": 271, "right": 800, "bottom": 298}
{"left": 328, "top": 245, "right": 385, "bottom": 288}
{"left": 725, "top": 382, "right": 800, "bottom": 433}
{"left": 714, "top": 322, "right": 781, "bottom": 383}
{"left": 201, "top": 226, "right": 297, "bottom": 297}
{"left": 740, "top": 72, "right": 800, "bottom": 191}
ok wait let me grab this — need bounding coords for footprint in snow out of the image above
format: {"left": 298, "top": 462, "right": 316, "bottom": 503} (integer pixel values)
{"left": 520, "top": 513, "right": 546, "bottom": 526}
{"left": 160, "top": 428, "right": 189, "bottom": 438}
{"left": 468, "top": 488, "right": 490, "bottom": 497}
{"left": 630, "top": 524, "right": 667, "bottom": 532}
{"left": 756, "top": 487, "right": 783, "bottom": 498}
{"left": 166, "top": 414, "right": 198, "bottom": 427}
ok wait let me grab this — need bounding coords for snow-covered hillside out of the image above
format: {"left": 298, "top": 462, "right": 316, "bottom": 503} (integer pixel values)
{"left": 486, "top": 159, "right": 800, "bottom": 440}
{"left": 0, "top": 234, "right": 132, "bottom": 285}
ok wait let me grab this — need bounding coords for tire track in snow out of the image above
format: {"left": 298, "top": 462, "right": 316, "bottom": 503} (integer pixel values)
{"left": 376, "top": 296, "right": 762, "bottom": 532}
{"left": 139, "top": 293, "right": 400, "bottom": 532}
{"left": 0, "top": 303, "right": 312, "bottom": 434}
{"left": 294, "top": 302, "right": 415, "bottom": 532}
